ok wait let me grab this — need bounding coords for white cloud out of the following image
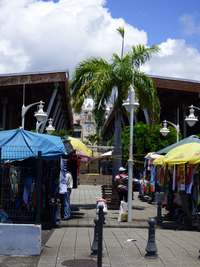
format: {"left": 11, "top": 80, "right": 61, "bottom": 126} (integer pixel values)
{"left": 0, "top": 0, "right": 200, "bottom": 81}
{"left": 144, "top": 39, "right": 200, "bottom": 80}
{"left": 0, "top": 40, "right": 29, "bottom": 73}
{"left": 0, "top": 0, "right": 147, "bottom": 75}
{"left": 180, "top": 14, "right": 200, "bottom": 36}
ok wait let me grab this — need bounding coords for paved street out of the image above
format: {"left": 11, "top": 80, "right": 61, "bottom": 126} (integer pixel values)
{"left": 37, "top": 185, "right": 200, "bottom": 267}
{"left": 0, "top": 185, "right": 200, "bottom": 267}
{"left": 62, "top": 185, "right": 158, "bottom": 228}
{"left": 38, "top": 227, "right": 200, "bottom": 267}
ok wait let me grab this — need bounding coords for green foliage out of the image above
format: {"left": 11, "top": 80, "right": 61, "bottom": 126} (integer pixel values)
{"left": 121, "top": 122, "right": 180, "bottom": 162}
{"left": 71, "top": 28, "right": 160, "bottom": 128}
{"left": 51, "top": 129, "right": 72, "bottom": 137}
{"left": 116, "top": 26, "right": 125, "bottom": 38}
{"left": 85, "top": 133, "right": 101, "bottom": 145}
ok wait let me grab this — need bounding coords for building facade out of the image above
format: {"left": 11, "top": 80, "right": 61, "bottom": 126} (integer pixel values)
{"left": 102, "top": 75, "right": 200, "bottom": 140}
{"left": 0, "top": 71, "right": 73, "bottom": 132}
{"left": 73, "top": 97, "right": 96, "bottom": 141}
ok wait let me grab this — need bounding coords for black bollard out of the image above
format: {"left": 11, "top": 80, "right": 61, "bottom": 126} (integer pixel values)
{"left": 97, "top": 206, "right": 104, "bottom": 267}
{"left": 91, "top": 219, "right": 98, "bottom": 255}
{"left": 145, "top": 218, "right": 158, "bottom": 257}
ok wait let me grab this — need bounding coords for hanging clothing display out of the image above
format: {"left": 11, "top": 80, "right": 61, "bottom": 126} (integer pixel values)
{"left": 150, "top": 166, "right": 156, "bottom": 192}
{"left": 156, "top": 166, "right": 164, "bottom": 186}
{"left": 172, "top": 165, "right": 176, "bottom": 191}
{"left": 59, "top": 158, "right": 68, "bottom": 194}
{"left": 23, "top": 176, "right": 34, "bottom": 208}
{"left": 185, "top": 165, "right": 194, "bottom": 194}
{"left": 9, "top": 165, "right": 20, "bottom": 197}
{"left": 176, "top": 164, "right": 185, "bottom": 191}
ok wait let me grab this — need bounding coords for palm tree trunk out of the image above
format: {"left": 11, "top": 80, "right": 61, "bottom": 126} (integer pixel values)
{"left": 112, "top": 108, "right": 122, "bottom": 180}
{"left": 143, "top": 108, "right": 150, "bottom": 124}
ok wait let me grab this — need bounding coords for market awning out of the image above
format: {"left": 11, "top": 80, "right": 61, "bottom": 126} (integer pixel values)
{"left": 156, "top": 135, "right": 200, "bottom": 155}
{"left": 67, "top": 137, "right": 92, "bottom": 158}
{"left": 164, "top": 142, "right": 200, "bottom": 165}
{"left": 154, "top": 142, "right": 200, "bottom": 165}
{"left": 144, "top": 152, "right": 162, "bottom": 160}
{"left": 0, "top": 128, "right": 66, "bottom": 161}
{"left": 153, "top": 155, "right": 165, "bottom": 165}
{"left": 100, "top": 150, "right": 113, "bottom": 158}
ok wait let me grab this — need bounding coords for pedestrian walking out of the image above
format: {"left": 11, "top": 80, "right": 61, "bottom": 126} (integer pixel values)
{"left": 59, "top": 157, "right": 73, "bottom": 220}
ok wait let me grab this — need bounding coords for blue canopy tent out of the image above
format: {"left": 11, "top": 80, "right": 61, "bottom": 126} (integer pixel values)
{"left": 0, "top": 129, "right": 70, "bottom": 225}
{"left": 0, "top": 128, "right": 67, "bottom": 161}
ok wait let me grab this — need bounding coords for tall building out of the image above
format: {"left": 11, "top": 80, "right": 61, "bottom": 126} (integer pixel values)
{"left": 73, "top": 97, "right": 96, "bottom": 141}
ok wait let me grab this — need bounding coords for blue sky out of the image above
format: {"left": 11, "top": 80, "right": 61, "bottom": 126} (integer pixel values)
{"left": 106, "top": 0, "right": 200, "bottom": 50}
{"left": 46, "top": 0, "right": 200, "bottom": 50}
{"left": 1, "top": 0, "right": 200, "bottom": 79}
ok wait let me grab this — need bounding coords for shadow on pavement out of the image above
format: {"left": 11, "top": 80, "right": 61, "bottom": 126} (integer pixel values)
{"left": 71, "top": 204, "right": 96, "bottom": 210}
{"left": 62, "top": 259, "right": 96, "bottom": 267}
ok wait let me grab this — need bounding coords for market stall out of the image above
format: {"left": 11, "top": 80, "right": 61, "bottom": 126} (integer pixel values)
{"left": 62, "top": 136, "right": 93, "bottom": 187}
{"left": 153, "top": 140, "right": 200, "bottom": 228}
{"left": 0, "top": 128, "right": 69, "bottom": 227}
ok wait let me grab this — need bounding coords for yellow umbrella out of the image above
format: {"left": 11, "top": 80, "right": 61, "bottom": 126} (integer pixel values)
{"left": 164, "top": 142, "right": 200, "bottom": 165}
{"left": 68, "top": 137, "right": 92, "bottom": 157}
{"left": 153, "top": 155, "right": 165, "bottom": 165}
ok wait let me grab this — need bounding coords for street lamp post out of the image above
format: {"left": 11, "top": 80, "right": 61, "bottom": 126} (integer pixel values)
{"left": 21, "top": 100, "right": 47, "bottom": 129}
{"left": 160, "top": 120, "right": 180, "bottom": 142}
{"left": 123, "top": 86, "right": 139, "bottom": 222}
{"left": 185, "top": 105, "right": 199, "bottom": 127}
{"left": 36, "top": 118, "right": 55, "bottom": 134}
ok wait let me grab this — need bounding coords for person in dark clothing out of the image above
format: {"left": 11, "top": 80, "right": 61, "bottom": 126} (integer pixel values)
{"left": 115, "top": 167, "right": 128, "bottom": 202}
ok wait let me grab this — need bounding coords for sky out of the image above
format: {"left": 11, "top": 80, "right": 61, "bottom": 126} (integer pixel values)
{"left": 1, "top": 0, "right": 200, "bottom": 80}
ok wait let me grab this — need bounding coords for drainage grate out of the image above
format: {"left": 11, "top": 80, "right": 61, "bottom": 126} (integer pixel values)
{"left": 62, "top": 259, "right": 96, "bottom": 267}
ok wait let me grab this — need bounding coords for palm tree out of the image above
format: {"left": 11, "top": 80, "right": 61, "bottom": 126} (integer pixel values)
{"left": 117, "top": 26, "right": 125, "bottom": 58}
{"left": 71, "top": 27, "right": 160, "bottom": 176}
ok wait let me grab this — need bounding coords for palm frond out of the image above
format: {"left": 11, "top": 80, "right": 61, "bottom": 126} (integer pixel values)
{"left": 131, "top": 44, "right": 159, "bottom": 69}
{"left": 117, "top": 26, "right": 125, "bottom": 58}
{"left": 134, "top": 71, "right": 160, "bottom": 123}
{"left": 71, "top": 57, "right": 114, "bottom": 112}
{"left": 116, "top": 26, "right": 125, "bottom": 38}
{"left": 71, "top": 57, "right": 110, "bottom": 95}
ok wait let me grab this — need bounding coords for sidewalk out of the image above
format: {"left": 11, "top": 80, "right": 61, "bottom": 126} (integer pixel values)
{"left": 62, "top": 185, "right": 158, "bottom": 228}
{"left": 37, "top": 185, "right": 200, "bottom": 267}
{"left": 38, "top": 227, "right": 200, "bottom": 267}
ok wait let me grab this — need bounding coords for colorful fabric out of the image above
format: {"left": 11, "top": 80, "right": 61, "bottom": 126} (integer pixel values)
{"left": 176, "top": 164, "right": 185, "bottom": 191}
{"left": 59, "top": 158, "right": 68, "bottom": 194}
{"left": 185, "top": 165, "right": 194, "bottom": 194}
{"left": 172, "top": 165, "right": 176, "bottom": 191}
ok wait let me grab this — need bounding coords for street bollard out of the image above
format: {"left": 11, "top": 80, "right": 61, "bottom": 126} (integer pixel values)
{"left": 97, "top": 206, "right": 104, "bottom": 267}
{"left": 156, "top": 192, "right": 163, "bottom": 225}
{"left": 145, "top": 218, "right": 158, "bottom": 258}
{"left": 91, "top": 219, "right": 98, "bottom": 255}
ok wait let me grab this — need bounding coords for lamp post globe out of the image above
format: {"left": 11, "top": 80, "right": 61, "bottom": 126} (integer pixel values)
{"left": 185, "top": 105, "right": 198, "bottom": 127}
{"left": 21, "top": 100, "right": 47, "bottom": 129}
{"left": 160, "top": 120, "right": 170, "bottom": 136}
{"left": 160, "top": 128, "right": 170, "bottom": 136}
{"left": 34, "top": 101, "right": 47, "bottom": 122}
{"left": 160, "top": 120, "right": 179, "bottom": 142}
{"left": 45, "top": 118, "right": 55, "bottom": 134}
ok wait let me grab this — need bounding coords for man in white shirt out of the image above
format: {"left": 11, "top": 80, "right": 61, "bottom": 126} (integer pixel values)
{"left": 59, "top": 157, "right": 73, "bottom": 220}
{"left": 66, "top": 171, "right": 73, "bottom": 211}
